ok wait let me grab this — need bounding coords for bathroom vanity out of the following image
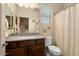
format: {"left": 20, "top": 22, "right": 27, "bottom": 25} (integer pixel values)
{"left": 6, "top": 35, "right": 45, "bottom": 56}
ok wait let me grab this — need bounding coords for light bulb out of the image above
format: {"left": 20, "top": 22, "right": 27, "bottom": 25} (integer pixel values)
{"left": 17, "top": 3, "right": 24, "bottom": 7}
{"left": 17, "top": 3, "right": 40, "bottom": 9}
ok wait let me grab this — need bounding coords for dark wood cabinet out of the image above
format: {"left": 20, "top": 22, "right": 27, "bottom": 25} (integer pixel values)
{"left": 6, "top": 39, "right": 45, "bottom": 56}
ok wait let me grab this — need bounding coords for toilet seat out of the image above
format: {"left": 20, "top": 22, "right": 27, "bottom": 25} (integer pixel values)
{"left": 48, "top": 45, "right": 61, "bottom": 52}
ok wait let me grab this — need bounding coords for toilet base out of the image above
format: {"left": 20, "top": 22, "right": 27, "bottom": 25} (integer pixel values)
{"left": 46, "top": 53, "right": 51, "bottom": 56}
{"left": 45, "top": 47, "right": 61, "bottom": 56}
{"left": 48, "top": 45, "right": 61, "bottom": 56}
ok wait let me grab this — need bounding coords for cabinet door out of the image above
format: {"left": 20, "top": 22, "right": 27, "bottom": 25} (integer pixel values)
{"left": 6, "top": 48, "right": 27, "bottom": 56}
{"left": 29, "top": 45, "right": 45, "bottom": 56}
{"left": 6, "top": 42, "right": 18, "bottom": 50}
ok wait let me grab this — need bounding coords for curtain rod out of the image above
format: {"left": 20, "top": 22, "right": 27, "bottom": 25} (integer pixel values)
{"left": 54, "top": 3, "right": 76, "bottom": 16}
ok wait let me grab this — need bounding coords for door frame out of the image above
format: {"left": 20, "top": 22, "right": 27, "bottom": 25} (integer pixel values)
{"left": 0, "top": 3, "right": 6, "bottom": 56}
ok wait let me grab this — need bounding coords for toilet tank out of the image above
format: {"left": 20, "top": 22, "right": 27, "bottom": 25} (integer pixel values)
{"left": 45, "top": 36, "right": 53, "bottom": 47}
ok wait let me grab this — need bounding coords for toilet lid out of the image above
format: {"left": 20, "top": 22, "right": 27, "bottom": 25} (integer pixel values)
{"left": 48, "top": 45, "right": 61, "bottom": 52}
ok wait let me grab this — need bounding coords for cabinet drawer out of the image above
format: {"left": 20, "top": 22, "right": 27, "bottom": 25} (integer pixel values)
{"left": 6, "top": 42, "right": 18, "bottom": 49}
{"left": 6, "top": 48, "right": 25, "bottom": 56}
{"left": 19, "top": 40, "right": 36, "bottom": 47}
{"left": 36, "top": 39, "right": 44, "bottom": 44}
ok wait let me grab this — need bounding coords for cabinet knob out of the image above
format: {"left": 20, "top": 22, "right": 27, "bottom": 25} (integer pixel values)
{"left": 2, "top": 43, "right": 8, "bottom": 47}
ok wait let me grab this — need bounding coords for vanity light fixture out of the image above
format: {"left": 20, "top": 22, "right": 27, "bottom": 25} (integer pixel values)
{"left": 17, "top": 3, "right": 40, "bottom": 9}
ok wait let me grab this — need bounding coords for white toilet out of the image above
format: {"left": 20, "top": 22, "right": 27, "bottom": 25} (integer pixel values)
{"left": 45, "top": 36, "right": 61, "bottom": 56}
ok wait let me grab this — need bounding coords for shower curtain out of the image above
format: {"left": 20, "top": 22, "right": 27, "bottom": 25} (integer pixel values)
{"left": 53, "top": 4, "right": 79, "bottom": 56}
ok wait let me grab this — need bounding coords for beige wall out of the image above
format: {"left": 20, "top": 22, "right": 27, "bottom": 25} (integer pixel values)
{"left": 46, "top": 3, "right": 64, "bottom": 13}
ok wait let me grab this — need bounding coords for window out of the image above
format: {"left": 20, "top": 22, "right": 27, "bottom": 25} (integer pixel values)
{"left": 40, "top": 6, "right": 51, "bottom": 24}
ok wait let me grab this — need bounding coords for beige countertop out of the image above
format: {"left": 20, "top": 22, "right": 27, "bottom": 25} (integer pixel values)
{"left": 6, "top": 35, "right": 46, "bottom": 42}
